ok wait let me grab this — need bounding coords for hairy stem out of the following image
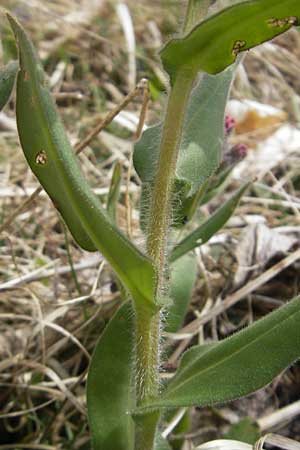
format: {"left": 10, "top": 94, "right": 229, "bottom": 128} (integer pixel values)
{"left": 135, "top": 0, "right": 213, "bottom": 450}
{"left": 134, "top": 4, "right": 212, "bottom": 448}
{"left": 146, "top": 70, "right": 194, "bottom": 283}
{"left": 133, "top": 1, "right": 216, "bottom": 445}
{"left": 134, "top": 70, "right": 195, "bottom": 450}
{"left": 135, "top": 307, "right": 160, "bottom": 403}
{"left": 134, "top": 307, "right": 161, "bottom": 450}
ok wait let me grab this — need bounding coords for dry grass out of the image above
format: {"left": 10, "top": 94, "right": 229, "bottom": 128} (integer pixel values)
{"left": 0, "top": 1, "right": 300, "bottom": 448}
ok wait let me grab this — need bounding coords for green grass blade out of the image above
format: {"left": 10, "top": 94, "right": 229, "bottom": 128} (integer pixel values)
{"left": 170, "top": 182, "right": 250, "bottom": 262}
{"left": 136, "top": 297, "right": 300, "bottom": 411}
{"left": 8, "top": 14, "right": 156, "bottom": 310}
{"left": 107, "top": 161, "right": 122, "bottom": 222}
{"left": 0, "top": 60, "right": 18, "bottom": 111}
{"left": 161, "top": 0, "right": 300, "bottom": 83}
{"left": 87, "top": 302, "right": 135, "bottom": 450}
{"left": 225, "top": 418, "right": 260, "bottom": 445}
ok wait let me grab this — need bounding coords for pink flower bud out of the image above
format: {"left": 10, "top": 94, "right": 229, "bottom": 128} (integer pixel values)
{"left": 223, "top": 143, "right": 248, "bottom": 166}
{"left": 233, "top": 143, "right": 248, "bottom": 158}
{"left": 225, "top": 114, "right": 235, "bottom": 135}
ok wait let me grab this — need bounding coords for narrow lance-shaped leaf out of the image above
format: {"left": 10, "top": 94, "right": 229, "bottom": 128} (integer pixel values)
{"left": 135, "top": 297, "right": 300, "bottom": 412}
{"left": 107, "top": 161, "right": 122, "bottom": 223}
{"left": 8, "top": 14, "right": 156, "bottom": 310}
{"left": 170, "top": 182, "right": 250, "bottom": 262}
{"left": 165, "top": 254, "right": 198, "bottom": 333}
{"left": 134, "top": 64, "right": 237, "bottom": 230}
{"left": 161, "top": 0, "right": 300, "bottom": 83}
{"left": 0, "top": 60, "right": 18, "bottom": 111}
{"left": 87, "top": 302, "right": 135, "bottom": 450}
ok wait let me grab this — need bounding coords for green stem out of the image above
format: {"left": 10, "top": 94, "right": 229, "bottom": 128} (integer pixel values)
{"left": 135, "top": 308, "right": 161, "bottom": 403}
{"left": 134, "top": 307, "right": 161, "bottom": 450}
{"left": 146, "top": 70, "right": 194, "bottom": 282}
{"left": 134, "top": 69, "right": 195, "bottom": 450}
{"left": 133, "top": 3, "right": 215, "bottom": 447}
{"left": 133, "top": 6, "right": 212, "bottom": 448}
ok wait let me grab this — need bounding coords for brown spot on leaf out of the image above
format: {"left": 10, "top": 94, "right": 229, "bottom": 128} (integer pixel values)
{"left": 232, "top": 40, "right": 246, "bottom": 57}
{"left": 35, "top": 150, "right": 47, "bottom": 165}
{"left": 267, "top": 16, "right": 298, "bottom": 27}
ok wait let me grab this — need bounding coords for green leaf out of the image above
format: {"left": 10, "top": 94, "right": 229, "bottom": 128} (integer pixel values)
{"left": 136, "top": 297, "right": 300, "bottom": 412}
{"left": 161, "top": 0, "right": 300, "bottom": 83}
{"left": 134, "top": 64, "right": 236, "bottom": 230}
{"left": 8, "top": 14, "right": 156, "bottom": 310}
{"left": 170, "top": 182, "right": 250, "bottom": 262}
{"left": 225, "top": 418, "right": 260, "bottom": 445}
{"left": 165, "top": 254, "right": 197, "bottom": 333}
{"left": 87, "top": 302, "right": 135, "bottom": 450}
{"left": 107, "top": 161, "right": 122, "bottom": 222}
{"left": 0, "top": 60, "right": 18, "bottom": 111}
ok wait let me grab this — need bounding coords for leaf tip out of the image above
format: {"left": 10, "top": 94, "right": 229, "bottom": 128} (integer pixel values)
{"left": 5, "top": 12, "right": 27, "bottom": 48}
{"left": 5, "top": 13, "right": 22, "bottom": 50}
{"left": 5, "top": 11, "right": 17, "bottom": 29}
